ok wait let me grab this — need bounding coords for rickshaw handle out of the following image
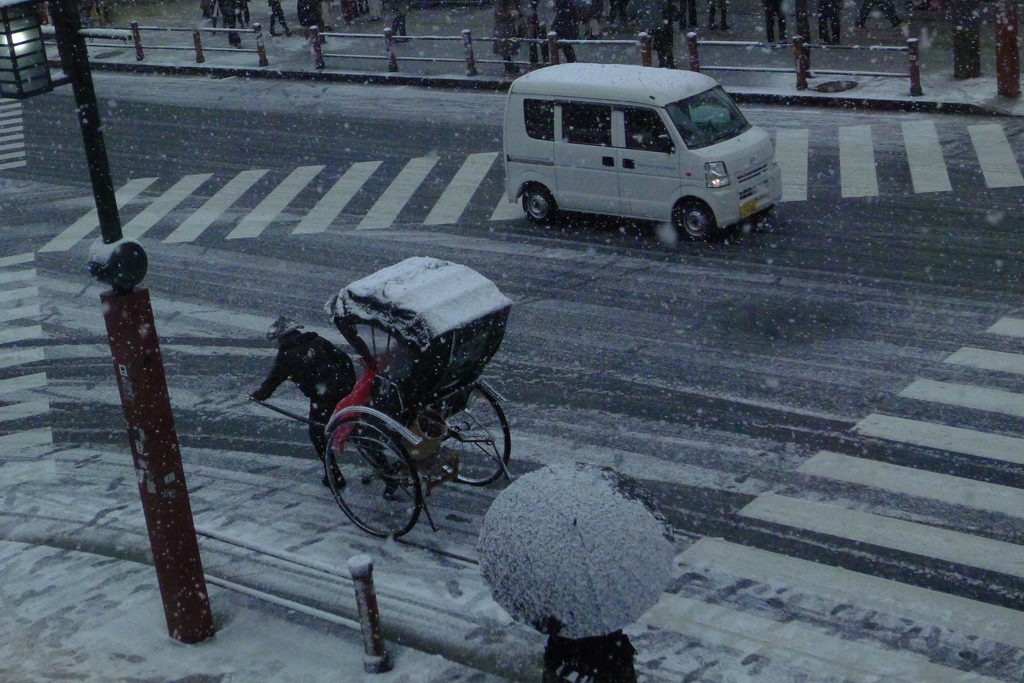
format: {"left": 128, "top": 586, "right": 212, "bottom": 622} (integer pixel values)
{"left": 249, "top": 397, "right": 325, "bottom": 429}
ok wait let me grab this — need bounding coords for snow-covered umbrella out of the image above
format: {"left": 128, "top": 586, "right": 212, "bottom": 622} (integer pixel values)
{"left": 478, "top": 463, "right": 674, "bottom": 639}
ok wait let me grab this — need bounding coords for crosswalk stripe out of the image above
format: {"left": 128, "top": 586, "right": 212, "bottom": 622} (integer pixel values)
{"left": 0, "top": 142, "right": 25, "bottom": 152}
{"left": 855, "top": 413, "right": 1024, "bottom": 465}
{"left": 0, "top": 133, "right": 24, "bottom": 142}
{"left": 490, "top": 192, "right": 523, "bottom": 221}
{"left": 0, "top": 427, "right": 52, "bottom": 449}
{"left": 799, "top": 450, "right": 1024, "bottom": 518}
{"left": 0, "top": 400, "right": 49, "bottom": 423}
{"left": 775, "top": 128, "right": 808, "bottom": 202}
{"left": 0, "top": 348, "right": 45, "bottom": 369}
{"left": 641, "top": 591, "right": 1006, "bottom": 683}
{"left": 123, "top": 173, "right": 213, "bottom": 240}
{"left": 293, "top": 161, "right": 381, "bottom": 235}
{"left": 38, "top": 178, "right": 158, "bottom": 253}
{"left": 227, "top": 165, "right": 324, "bottom": 240}
{"left": 0, "top": 287, "right": 37, "bottom": 305}
{"left": 899, "top": 378, "right": 1024, "bottom": 418}
{"left": 0, "top": 268, "right": 33, "bottom": 285}
{"left": 839, "top": 125, "right": 878, "bottom": 198}
{"left": 0, "top": 160, "right": 25, "bottom": 170}
{"left": 679, "top": 538, "right": 1024, "bottom": 649}
{"left": 0, "top": 326, "right": 40, "bottom": 346}
{"left": 968, "top": 124, "right": 1024, "bottom": 188}
{"left": 423, "top": 152, "right": 498, "bottom": 225}
{"left": 945, "top": 346, "right": 1024, "bottom": 375}
{"left": 163, "top": 169, "right": 267, "bottom": 244}
{"left": 0, "top": 304, "right": 40, "bottom": 324}
{"left": 0, "top": 253, "right": 33, "bottom": 267}
{"left": 0, "top": 150, "right": 25, "bottom": 161}
{"left": 0, "top": 125, "right": 23, "bottom": 134}
{"left": 742, "top": 493, "right": 1024, "bottom": 580}
{"left": 0, "top": 372, "right": 47, "bottom": 394}
{"left": 356, "top": 157, "right": 438, "bottom": 231}
{"left": 986, "top": 316, "right": 1024, "bottom": 338}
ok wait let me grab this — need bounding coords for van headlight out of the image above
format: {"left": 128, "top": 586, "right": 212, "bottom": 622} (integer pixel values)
{"left": 705, "top": 161, "right": 730, "bottom": 188}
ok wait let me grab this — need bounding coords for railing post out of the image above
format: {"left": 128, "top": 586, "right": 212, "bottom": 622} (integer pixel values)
{"left": 192, "top": 27, "right": 205, "bottom": 63}
{"left": 686, "top": 31, "right": 699, "bottom": 72}
{"left": 794, "top": 35, "right": 809, "bottom": 90}
{"left": 907, "top": 37, "right": 923, "bottom": 96}
{"left": 547, "top": 30, "right": 559, "bottom": 65}
{"left": 384, "top": 27, "right": 398, "bottom": 72}
{"left": 311, "top": 25, "right": 325, "bottom": 69}
{"left": 462, "top": 28, "right": 477, "bottom": 76}
{"left": 638, "top": 31, "right": 652, "bottom": 67}
{"left": 254, "top": 22, "right": 269, "bottom": 66}
{"left": 130, "top": 20, "right": 144, "bottom": 61}
{"left": 348, "top": 555, "right": 393, "bottom": 674}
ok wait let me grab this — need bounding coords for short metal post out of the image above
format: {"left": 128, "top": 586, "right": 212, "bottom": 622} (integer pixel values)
{"left": 131, "top": 20, "right": 144, "bottom": 60}
{"left": 254, "top": 22, "right": 269, "bottom": 66}
{"left": 384, "top": 27, "right": 398, "bottom": 72}
{"left": 995, "top": 0, "right": 1020, "bottom": 97}
{"left": 548, "top": 30, "right": 559, "bottom": 65}
{"left": 686, "top": 31, "right": 699, "bottom": 72}
{"left": 907, "top": 37, "right": 923, "bottom": 96}
{"left": 462, "top": 28, "right": 477, "bottom": 76}
{"left": 192, "top": 28, "right": 205, "bottom": 63}
{"left": 638, "top": 31, "right": 652, "bottom": 67}
{"left": 794, "top": 35, "right": 809, "bottom": 90}
{"left": 311, "top": 25, "right": 325, "bottom": 69}
{"left": 348, "top": 555, "right": 393, "bottom": 674}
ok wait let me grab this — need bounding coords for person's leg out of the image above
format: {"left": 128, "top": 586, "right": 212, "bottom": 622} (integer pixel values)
{"left": 855, "top": 0, "right": 872, "bottom": 27}
{"left": 563, "top": 43, "right": 576, "bottom": 62}
{"left": 882, "top": 0, "right": 901, "bottom": 26}
{"left": 776, "top": 1, "right": 786, "bottom": 39}
{"left": 763, "top": 0, "right": 774, "bottom": 41}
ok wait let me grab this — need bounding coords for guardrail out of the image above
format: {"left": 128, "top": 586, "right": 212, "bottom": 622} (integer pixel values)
{"left": 43, "top": 21, "right": 920, "bottom": 94}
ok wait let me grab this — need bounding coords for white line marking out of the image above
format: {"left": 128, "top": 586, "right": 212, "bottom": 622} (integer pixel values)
{"left": 839, "top": 125, "right": 878, "bottom": 198}
{"left": 0, "top": 304, "right": 40, "bottom": 324}
{"left": 0, "top": 458, "right": 56, "bottom": 484}
{"left": 0, "top": 150, "right": 25, "bottom": 161}
{"left": 0, "top": 133, "right": 24, "bottom": 142}
{"left": 0, "top": 160, "right": 26, "bottom": 170}
{"left": 679, "top": 538, "right": 1024, "bottom": 649}
{"left": 489, "top": 193, "right": 523, "bottom": 221}
{"left": 800, "top": 450, "right": 1024, "bottom": 519}
{"left": 0, "top": 348, "right": 45, "bottom": 369}
{"left": 945, "top": 347, "right": 1024, "bottom": 375}
{"left": 742, "top": 493, "right": 1024, "bottom": 580}
{"left": 227, "top": 165, "right": 324, "bottom": 239}
{"left": 0, "top": 253, "right": 33, "bottom": 267}
{"left": 775, "top": 128, "right": 808, "bottom": 202}
{"left": 640, "top": 591, "right": 1006, "bottom": 683}
{"left": 0, "top": 400, "right": 50, "bottom": 423}
{"left": 987, "top": 316, "right": 1024, "bottom": 338}
{"left": 293, "top": 161, "right": 381, "bottom": 234}
{"left": 0, "top": 427, "right": 53, "bottom": 449}
{"left": 38, "top": 178, "right": 158, "bottom": 252}
{"left": 423, "top": 152, "right": 498, "bottom": 225}
{"left": 0, "top": 142, "right": 25, "bottom": 151}
{"left": 855, "top": 413, "right": 1024, "bottom": 464}
{"left": 0, "top": 372, "right": 48, "bottom": 394}
{"left": 968, "top": 124, "right": 1024, "bottom": 188}
{"left": 0, "top": 286, "right": 37, "bottom": 304}
{"left": 900, "top": 378, "right": 1024, "bottom": 418}
{"left": 0, "top": 268, "right": 34, "bottom": 284}
{"left": 0, "top": 125, "right": 24, "bottom": 134}
{"left": 123, "top": 173, "right": 213, "bottom": 240}
{"left": 356, "top": 157, "right": 438, "bottom": 230}
{"left": 163, "top": 169, "right": 267, "bottom": 244}
{"left": 0, "top": 325, "right": 42, "bottom": 346}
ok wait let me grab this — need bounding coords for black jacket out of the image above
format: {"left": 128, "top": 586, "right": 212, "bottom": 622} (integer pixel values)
{"left": 252, "top": 330, "right": 356, "bottom": 403}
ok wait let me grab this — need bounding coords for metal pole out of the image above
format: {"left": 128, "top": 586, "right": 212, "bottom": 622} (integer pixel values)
{"left": 131, "top": 20, "right": 144, "bottom": 61}
{"left": 638, "top": 31, "right": 652, "bottom": 67}
{"left": 686, "top": 31, "right": 699, "bottom": 72}
{"left": 254, "top": 22, "right": 269, "bottom": 66}
{"left": 794, "top": 35, "right": 809, "bottom": 90}
{"left": 384, "top": 27, "right": 398, "bottom": 71}
{"left": 548, "top": 30, "right": 559, "bottom": 65}
{"left": 311, "top": 25, "right": 325, "bottom": 69}
{"left": 462, "top": 29, "right": 477, "bottom": 76}
{"left": 907, "top": 37, "right": 923, "bottom": 96}
{"left": 193, "top": 27, "right": 205, "bottom": 63}
{"left": 348, "top": 555, "right": 393, "bottom": 674}
{"left": 995, "top": 0, "right": 1020, "bottom": 97}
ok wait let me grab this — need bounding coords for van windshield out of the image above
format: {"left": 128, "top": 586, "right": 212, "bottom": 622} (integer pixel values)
{"left": 664, "top": 87, "right": 751, "bottom": 149}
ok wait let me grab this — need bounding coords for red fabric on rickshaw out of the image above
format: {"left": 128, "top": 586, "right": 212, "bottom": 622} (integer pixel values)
{"left": 328, "top": 366, "right": 376, "bottom": 452}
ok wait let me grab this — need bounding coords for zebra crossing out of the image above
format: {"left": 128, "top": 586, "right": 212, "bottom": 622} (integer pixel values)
{"left": 640, "top": 316, "right": 1024, "bottom": 682}
{"left": 31, "top": 120, "right": 1024, "bottom": 253}
{"left": 0, "top": 100, "right": 26, "bottom": 171}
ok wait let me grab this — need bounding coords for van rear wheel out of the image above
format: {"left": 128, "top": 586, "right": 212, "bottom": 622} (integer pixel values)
{"left": 522, "top": 185, "right": 557, "bottom": 223}
{"left": 673, "top": 199, "right": 718, "bottom": 241}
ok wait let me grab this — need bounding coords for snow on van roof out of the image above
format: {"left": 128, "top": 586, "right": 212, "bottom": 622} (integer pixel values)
{"left": 509, "top": 63, "right": 720, "bottom": 107}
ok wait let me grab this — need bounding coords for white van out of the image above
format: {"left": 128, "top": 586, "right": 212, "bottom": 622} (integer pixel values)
{"left": 502, "top": 63, "right": 782, "bottom": 240}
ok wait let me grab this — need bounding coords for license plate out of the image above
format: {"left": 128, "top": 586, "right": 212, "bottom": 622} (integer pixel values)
{"left": 739, "top": 198, "right": 758, "bottom": 218}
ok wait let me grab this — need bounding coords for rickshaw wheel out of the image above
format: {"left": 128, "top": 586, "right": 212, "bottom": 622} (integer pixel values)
{"left": 447, "top": 383, "right": 511, "bottom": 486}
{"left": 325, "top": 414, "right": 422, "bottom": 538}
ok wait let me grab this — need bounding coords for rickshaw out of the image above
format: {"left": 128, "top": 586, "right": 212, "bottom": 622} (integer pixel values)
{"left": 320, "top": 257, "right": 513, "bottom": 538}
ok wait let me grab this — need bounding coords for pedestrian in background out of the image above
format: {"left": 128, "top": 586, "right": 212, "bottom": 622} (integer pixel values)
{"left": 340, "top": 0, "right": 358, "bottom": 23}
{"left": 366, "top": 0, "right": 382, "bottom": 20}
{"left": 268, "top": 0, "right": 291, "bottom": 36}
{"left": 386, "top": 0, "right": 409, "bottom": 40}
{"left": 651, "top": 0, "right": 676, "bottom": 67}
{"left": 493, "top": 0, "right": 523, "bottom": 74}
{"left": 708, "top": 0, "right": 728, "bottom": 29}
{"left": 817, "top": 0, "right": 839, "bottom": 43}
{"left": 297, "top": 0, "right": 325, "bottom": 41}
{"left": 551, "top": 0, "right": 579, "bottom": 62}
{"left": 762, "top": 0, "right": 785, "bottom": 42}
{"left": 854, "top": 0, "right": 904, "bottom": 32}
{"left": 238, "top": 0, "right": 250, "bottom": 27}
{"left": 677, "top": 0, "right": 697, "bottom": 30}
{"left": 221, "top": 0, "right": 242, "bottom": 45}
{"left": 607, "top": 0, "right": 628, "bottom": 27}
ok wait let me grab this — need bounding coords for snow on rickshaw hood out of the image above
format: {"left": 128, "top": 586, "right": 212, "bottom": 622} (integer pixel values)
{"left": 324, "top": 257, "right": 513, "bottom": 349}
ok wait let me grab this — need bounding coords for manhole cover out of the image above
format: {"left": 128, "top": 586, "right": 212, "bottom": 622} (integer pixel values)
{"left": 813, "top": 79, "right": 858, "bottom": 93}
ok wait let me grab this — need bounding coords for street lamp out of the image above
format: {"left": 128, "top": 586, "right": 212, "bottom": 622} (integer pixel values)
{"left": 15, "top": 0, "right": 216, "bottom": 645}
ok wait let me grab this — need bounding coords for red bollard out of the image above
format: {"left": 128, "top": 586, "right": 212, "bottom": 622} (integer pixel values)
{"left": 462, "top": 28, "right": 477, "bottom": 77}
{"left": 686, "top": 31, "right": 699, "bottom": 72}
{"left": 384, "top": 27, "right": 398, "bottom": 72}
{"left": 131, "top": 20, "right": 144, "bottom": 61}
{"left": 254, "top": 22, "right": 269, "bottom": 66}
{"left": 102, "top": 288, "right": 215, "bottom": 645}
{"left": 311, "top": 25, "right": 325, "bottom": 69}
{"left": 192, "top": 28, "right": 205, "bottom": 63}
{"left": 639, "top": 31, "right": 652, "bottom": 67}
{"left": 548, "top": 30, "right": 559, "bottom": 65}
{"left": 995, "top": 0, "right": 1020, "bottom": 97}
{"left": 348, "top": 555, "right": 392, "bottom": 674}
{"left": 794, "top": 35, "right": 809, "bottom": 90}
{"left": 907, "top": 37, "right": 923, "bottom": 96}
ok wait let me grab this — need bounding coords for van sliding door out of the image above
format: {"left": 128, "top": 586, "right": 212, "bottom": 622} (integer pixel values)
{"left": 554, "top": 102, "right": 620, "bottom": 214}
{"left": 617, "top": 106, "right": 681, "bottom": 221}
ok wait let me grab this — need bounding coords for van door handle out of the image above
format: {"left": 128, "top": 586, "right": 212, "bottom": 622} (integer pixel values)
{"left": 602, "top": 156, "right": 615, "bottom": 167}
{"left": 622, "top": 158, "right": 635, "bottom": 169}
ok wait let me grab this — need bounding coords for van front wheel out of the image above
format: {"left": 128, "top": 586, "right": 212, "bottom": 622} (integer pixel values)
{"left": 522, "top": 185, "right": 557, "bottom": 223}
{"left": 673, "top": 200, "right": 718, "bottom": 241}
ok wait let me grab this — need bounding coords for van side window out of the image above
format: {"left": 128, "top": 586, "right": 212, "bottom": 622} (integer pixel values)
{"left": 524, "top": 99, "right": 554, "bottom": 141}
{"left": 624, "top": 107, "right": 674, "bottom": 154}
{"left": 561, "top": 102, "right": 612, "bottom": 147}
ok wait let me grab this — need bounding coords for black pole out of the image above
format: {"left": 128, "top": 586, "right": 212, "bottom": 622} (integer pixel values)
{"left": 47, "top": 0, "right": 122, "bottom": 244}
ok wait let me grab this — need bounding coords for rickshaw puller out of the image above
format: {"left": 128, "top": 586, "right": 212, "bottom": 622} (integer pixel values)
{"left": 250, "top": 316, "right": 356, "bottom": 486}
